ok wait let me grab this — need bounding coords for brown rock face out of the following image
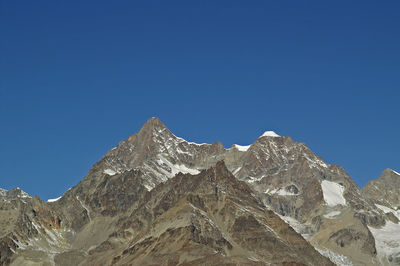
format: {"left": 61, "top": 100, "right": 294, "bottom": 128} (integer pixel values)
{"left": 105, "top": 161, "right": 333, "bottom": 266}
{"left": 0, "top": 117, "right": 396, "bottom": 265}
{"left": 362, "top": 169, "right": 400, "bottom": 209}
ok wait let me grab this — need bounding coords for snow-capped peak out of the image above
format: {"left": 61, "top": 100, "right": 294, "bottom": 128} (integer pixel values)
{"left": 261, "top": 131, "right": 280, "bottom": 137}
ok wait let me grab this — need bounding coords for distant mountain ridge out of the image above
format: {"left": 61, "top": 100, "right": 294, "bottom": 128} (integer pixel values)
{"left": 0, "top": 117, "right": 399, "bottom": 265}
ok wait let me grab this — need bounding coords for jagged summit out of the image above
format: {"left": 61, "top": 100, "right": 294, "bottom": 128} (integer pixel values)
{"left": 140, "top": 116, "right": 167, "bottom": 131}
{"left": 387, "top": 168, "right": 400, "bottom": 176}
{"left": 130, "top": 117, "right": 209, "bottom": 146}
{"left": 1, "top": 117, "right": 398, "bottom": 265}
{"left": 375, "top": 168, "right": 400, "bottom": 183}
{"left": 0, "top": 187, "right": 31, "bottom": 200}
{"left": 362, "top": 168, "right": 400, "bottom": 205}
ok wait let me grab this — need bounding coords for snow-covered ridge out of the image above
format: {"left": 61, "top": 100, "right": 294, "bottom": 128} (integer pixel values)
{"left": 47, "top": 187, "right": 72, "bottom": 203}
{"left": 233, "top": 144, "right": 250, "bottom": 152}
{"left": 153, "top": 127, "right": 210, "bottom": 147}
{"left": 321, "top": 180, "right": 346, "bottom": 206}
{"left": 47, "top": 196, "right": 62, "bottom": 203}
{"left": 175, "top": 136, "right": 209, "bottom": 146}
{"left": 390, "top": 169, "right": 400, "bottom": 176}
{"left": 261, "top": 131, "right": 280, "bottom": 137}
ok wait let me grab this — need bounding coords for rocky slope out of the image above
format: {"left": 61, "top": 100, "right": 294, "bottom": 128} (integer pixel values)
{"left": 0, "top": 117, "right": 398, "bottom": 265}
{"left": 362, "top": 169, "right": 400, "bottom": 265}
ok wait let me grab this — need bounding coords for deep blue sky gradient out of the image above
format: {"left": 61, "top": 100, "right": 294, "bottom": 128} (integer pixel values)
{"left": 1, "top": 1, "right": 399, "bottom": 200}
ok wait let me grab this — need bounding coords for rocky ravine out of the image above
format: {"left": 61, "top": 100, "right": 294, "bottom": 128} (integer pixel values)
{"left": 0, "top": 117, "right": 399, "bottom": 265}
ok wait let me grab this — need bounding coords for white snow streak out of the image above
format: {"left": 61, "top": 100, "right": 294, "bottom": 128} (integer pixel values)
{"left": 76, "top": 196, "right": 91, "bottom": 221}
{"left": 390, "top": 169, "right": 400, "bottom": 176}
{"left": 323, "top": 211, "right": 341, "bottom": 219}
{"left": 277, "top": 214, "right": 311, "bottom": 240}
{"left": 264, "top": 188, "right": 296, "bottom": 196}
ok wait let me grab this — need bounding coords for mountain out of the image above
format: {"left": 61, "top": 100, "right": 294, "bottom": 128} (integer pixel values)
{"left": 0, "top": 117, "right": 398, "bottom": 265}
{"left": 362, "top": 169, "right": 400, "bottom": 264}
{"left": 362, "top": 169, "right": 400, "bottom": 210}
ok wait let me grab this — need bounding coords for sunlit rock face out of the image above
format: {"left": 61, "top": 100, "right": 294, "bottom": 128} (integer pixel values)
{"left": 0, "top": 117, "right": 397, "bottom": 265}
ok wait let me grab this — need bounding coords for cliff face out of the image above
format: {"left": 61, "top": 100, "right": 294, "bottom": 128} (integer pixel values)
{"left": 362, "top": 169, "right": 400, "bottom": 264}
{"left": 362, "top": 169, "right": 400, "bottom": 209}
{"left": 0, "top": 117, "right": 397, "bottom": 265}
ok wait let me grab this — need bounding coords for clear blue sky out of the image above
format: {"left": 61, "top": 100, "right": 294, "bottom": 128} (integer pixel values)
{"left": 1, "top": 1, "right": 399, "bottom": 200}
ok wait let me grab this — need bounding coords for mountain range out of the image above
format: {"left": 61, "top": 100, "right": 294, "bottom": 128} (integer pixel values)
{"left": 1, "top": 117, "right": 399, "bottom": 265}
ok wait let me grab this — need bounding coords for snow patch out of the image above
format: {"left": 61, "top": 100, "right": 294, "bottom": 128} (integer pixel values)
{"left": 376, "top": 204, "right": 400, "bottom": 220}
{"left": 104, "top": 169, "right": 117, "bottom": 176}
{"left": 47, "top": 196, "right": 62, "bottom": 203}
{"left": 277, "top": 215, "right": 312, "bottom": 239}
{"left": 368, "top": 221, "right": 400, "bottom": 260}
{"left": 232, "top": 166, "right": 242, "bottom": 175}
{"left": 157, "top": 155, "right": 200, "bottom": 177}
{"left": 248, "top": 256, "right": 260, "bottom": 262}
{"left": 264, "top": 188, "right": 297, "bottom": 196}
{"left": 321, "top": 180, "right": 346, "bottom": 206}
{"left": 324, "top": 211, "right": 341, "bottom": 219}
{"left": 143, "top": 184, "right": 154, "bottom": 191}
{"left": 304, "top": 153, "right": 328, "bottom": 168}
{"left": 316, "top": 247, "right": 353, "bottom": 266}
{"left": 233, "top": 144, "right": 250, "bottom": 152}
{"left": 15, "top": 188, "right": 31, "bottom": 198}
{"left": 247, "top": 176, "right": 264, "bottom": 183}
{"left": 261, "top": 131, "right": 280, "bottom": 137}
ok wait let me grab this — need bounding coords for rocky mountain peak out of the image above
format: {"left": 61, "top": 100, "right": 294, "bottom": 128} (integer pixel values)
{"left": 364, "top": 168, "right": 400, "bottom": 189}
{"left": 138, "top": 117, "right": 168, "bottom": 136}
{"left": 1, "top": 117, "right": 398, "bottom": 265}
{"left": 362, "top": 168, "right": 400, "bottom": 217}
{"left": 0, "top": 187, "right": 31, "bottom": 201}
{"left": 381, "top": 168, "right": 400, "bottom": 179}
